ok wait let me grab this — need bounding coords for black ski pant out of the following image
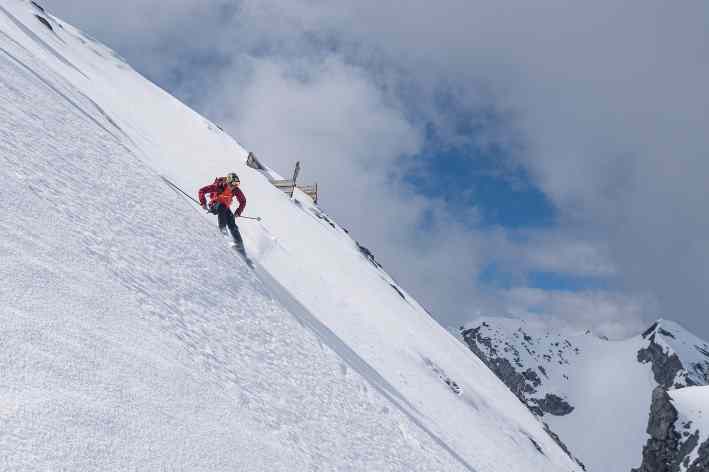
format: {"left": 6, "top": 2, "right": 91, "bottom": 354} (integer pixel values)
{"left": 210, "top": 203, "right": 243, "bottom": 246}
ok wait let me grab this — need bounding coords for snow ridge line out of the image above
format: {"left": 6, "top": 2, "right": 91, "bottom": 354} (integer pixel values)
{"left": 0, "top": 5, "right": 87, "bottom": 78}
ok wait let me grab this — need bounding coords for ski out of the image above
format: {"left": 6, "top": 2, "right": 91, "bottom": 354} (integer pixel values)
{"left": 231, "top": 241, "right": 255, "bottom": 269}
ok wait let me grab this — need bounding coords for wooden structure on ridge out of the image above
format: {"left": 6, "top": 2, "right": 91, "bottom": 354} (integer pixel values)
{"left": 247, "top": 153, "right": 319, "bottom": 204}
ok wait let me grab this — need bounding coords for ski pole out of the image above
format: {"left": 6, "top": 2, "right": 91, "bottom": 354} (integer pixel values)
{"left": 160, "top": 175, "right": 201, "bottom": 206}
{"left": 162, "top": 175, "right": 264, "bottom": 222}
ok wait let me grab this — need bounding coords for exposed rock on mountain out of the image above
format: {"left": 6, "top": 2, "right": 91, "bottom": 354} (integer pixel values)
{"left": 638, "top": 322, "right": 709, "bottom": 389}
{"left": 460, "top": 317, "right": 709, "bottom": 472}
{"left": 638, "top": 340, "right": 685, "bottom": 389}
{"left": 633, "top": 386, "right": 709, "bottom": 472}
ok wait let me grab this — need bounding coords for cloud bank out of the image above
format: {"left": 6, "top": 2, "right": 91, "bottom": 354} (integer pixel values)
{"left": 48, "top": 0, "right": 709, "bottom": 339}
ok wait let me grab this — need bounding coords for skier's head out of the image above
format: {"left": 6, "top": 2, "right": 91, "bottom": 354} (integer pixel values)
{"left": 225, "top": 172, "right": 240, "bottom": 186}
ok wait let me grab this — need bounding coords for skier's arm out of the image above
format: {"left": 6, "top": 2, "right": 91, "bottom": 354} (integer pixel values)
{"left": 198, "top": 183, "right": 219, "bottom": 206}
{"left": 234, "top": 187, "right": 246, "bottom": 217}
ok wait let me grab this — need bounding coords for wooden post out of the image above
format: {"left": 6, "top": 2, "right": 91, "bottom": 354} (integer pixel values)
{"left": 291, "top": 161, "right": 301, "bottom": 198}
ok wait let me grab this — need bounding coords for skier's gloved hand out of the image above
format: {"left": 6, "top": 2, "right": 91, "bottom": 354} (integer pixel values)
{"left": 201, "top": 203, "right": 209, "bottom": 212}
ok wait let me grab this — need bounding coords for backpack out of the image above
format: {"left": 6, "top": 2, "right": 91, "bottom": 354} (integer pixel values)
{"left": 213, "top": 176, "right": 228, "bottom": 191}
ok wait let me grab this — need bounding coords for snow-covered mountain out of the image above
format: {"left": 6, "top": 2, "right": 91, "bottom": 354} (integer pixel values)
{"left": 461, "top": 317, "right": 709, "bottom": 471}
{"left": 0, "top": 1, "right": 586, "bottom": 470}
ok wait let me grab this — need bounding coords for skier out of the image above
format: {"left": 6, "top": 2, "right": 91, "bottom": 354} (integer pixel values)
{"left": 198, "top": 172, "right": 247, "bottom": 253}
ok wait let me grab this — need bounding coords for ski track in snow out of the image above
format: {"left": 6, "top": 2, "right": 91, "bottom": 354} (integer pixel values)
{"left": 0, "top": 2, "right": 585, "bottom": 471}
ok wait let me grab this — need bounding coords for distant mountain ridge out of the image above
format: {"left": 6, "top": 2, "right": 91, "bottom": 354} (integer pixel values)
{"left": 460, "top": 317, "right": 709, "bottom": 472}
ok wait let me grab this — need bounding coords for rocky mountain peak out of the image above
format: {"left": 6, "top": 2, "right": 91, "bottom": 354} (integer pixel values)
{"left": 637, "top": 319, "right": 709, "bottom": 389}
{"left": 460, "top": 316, "right": 709, "bottom": 472}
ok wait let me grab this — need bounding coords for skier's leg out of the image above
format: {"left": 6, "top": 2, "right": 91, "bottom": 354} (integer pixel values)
{"left": 225, "top": 211, "right": 244, "bottom": 248}
{"left": 224, "top": 211, "right": 251, "bottom": 265}
{"left": 215, "top": 204, "right": 228, "bottom": 235}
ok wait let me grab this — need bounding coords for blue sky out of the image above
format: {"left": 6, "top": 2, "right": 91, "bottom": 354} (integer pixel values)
{"left": 404, "top": 144, "right": 556, "bottom": 229}
{"left": 479, "top": 262, "right": 611, "bottom": 292}
{"left": 400, "top": 110, "right": 589, "bottom": 295}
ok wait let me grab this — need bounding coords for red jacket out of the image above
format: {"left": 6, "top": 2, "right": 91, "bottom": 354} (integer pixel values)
{"left": 198, "top": 180, "right": 246, "bottom": 216}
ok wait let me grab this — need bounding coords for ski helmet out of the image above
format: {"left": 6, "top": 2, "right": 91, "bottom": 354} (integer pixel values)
{"left": 225, "top": 172, "right": 240, "bottom": 184}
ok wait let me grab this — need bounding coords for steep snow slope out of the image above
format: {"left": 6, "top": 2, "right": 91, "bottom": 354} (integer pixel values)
{"left": 0, "top": 1, "right": 584, "bottom": 471}
{"left": 461, "top": 317, "right": 709, "bottom": 472}
{"left": 0, "top": 14, "right": 464, "bottom": 470}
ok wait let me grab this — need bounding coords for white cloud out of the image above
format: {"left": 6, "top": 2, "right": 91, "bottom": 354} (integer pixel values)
{"left": 501, "top": 288, "right": 653, "bottom": 339}
{"left": 48, "top": 0, "right": 709, "bottom": 338}
{"left": 517, "top": 233, "right": 616, "bottom": 278}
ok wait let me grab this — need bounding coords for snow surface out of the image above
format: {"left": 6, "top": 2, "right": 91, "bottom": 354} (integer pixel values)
{"left": 0, "top": 1, "right": 584, "bottom": 471}
{"left": 463, "top": 316, "right": 708, "bottom": 472}
{"left": 544, "top": 334, "right": 654, "bottom": 472}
